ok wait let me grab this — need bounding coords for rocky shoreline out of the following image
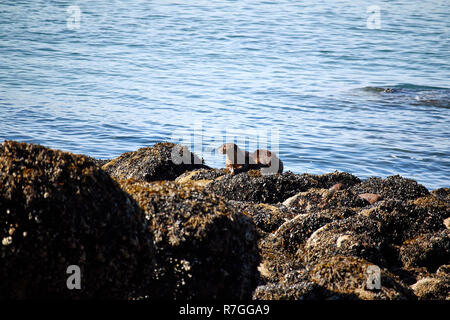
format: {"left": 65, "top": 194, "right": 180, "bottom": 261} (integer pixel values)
{"left": 0, "top": 140, "right": 448, "bottom": 300}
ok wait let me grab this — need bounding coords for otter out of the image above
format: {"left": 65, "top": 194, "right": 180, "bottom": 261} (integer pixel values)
{"left": 218, "top": 143, "right": 283, "bottom": 175}
{"left": 218, "top": 143, "right": 252, "bottom": 175}
{"left": 251, "top": 148, "right": 284, "bottom": 174}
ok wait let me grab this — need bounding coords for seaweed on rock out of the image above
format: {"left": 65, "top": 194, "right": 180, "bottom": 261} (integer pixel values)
{"left": 0, "top": 141, "right": 153, "bottom": 299}
{"left": 119, "top": 179, "right": 260, "bottom": 300}
{"left": 102, "top": 143, "right": 208, "bottom": 182}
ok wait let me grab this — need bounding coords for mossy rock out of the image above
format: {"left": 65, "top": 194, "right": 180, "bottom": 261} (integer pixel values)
{"left": 399, "top": 230, "right": 450, "bottom": 272}
{"left": 309, "top": 256, "right": 415, "bottom": 300}
{"left": 351, "top": 175, "right": 429, "bottom": 201}
{"left": 119, "top": 179, "right": 260, "bottom": 300}
{"left": 102, "top": 143, "right": 208, "bottom": 182}
{"left": 0, "top": 141, "right": 152, "bottom": 299}
{"left": 283, "top": 188, "right": 369, "bottom": 213}
{"left": 275, "top": 208, "right": 357, "bottom": 254}
{"left": 300, "top": 216, "right": 393, "bottom": 268}
{"left": 206, "top": 171, "right": 320, "bottom": 204}
{"left": 228, "top": 200, "right": 296, "bottom": 234}
{"left": 359, "top": 199, "right": 447, "bottom": 244}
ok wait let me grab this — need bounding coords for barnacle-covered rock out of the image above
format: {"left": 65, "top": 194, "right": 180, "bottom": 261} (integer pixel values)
{"left": 411, "top": 265, "right": 450, "bottom": 300}
{"left": 275, "top": 208, "right": 357, "bottom": 253}
{"left": 431, "top": 188, "right": 450, "bottom": 204}
{"left": 119, "top": 179, "right": 260, "bottom": 300}
{"left": 300, "top": 216, "right": 393, "bottom": 268}
{"left": 206, "top": 170, "right": 319, "bottom": 204}
{"left": 0, "top": 141, "right": 152, "bottom": 299}
{"left": 257, "top": 232, "right": 303, "bottom": 284}
{"left": 399, "top": 230, "right": 450, "bottom": 272}
{"left": 309, "top": 256, "right": 415, "bottom": 300}
{"left": 282, "top": 188, "right": 369, "bottom": 213}
{"left": 351, "top": 175, "right": 429, "bottom": 201}
{"left": 102, "top": 143, "right": 208, "bottom": 182}
{"left": 314, "top": 171, "right": 361, "bottom": 189}
{"left": 252, "top": 280, "right": 328, "bottom": 300}
{"left": 83, "top": 156, "right": 110, "bottom": 168}
{"left": 358, "top": 199, "right": 447, "bottom": 244}
{"left": 410, "top": 194, "right": 450, "bottom": 219}
{"left": 175, "top": 168, "right": 227, "bottom": 187}
{"left": 228, "top": 201, "right": 296, "bottom": 234}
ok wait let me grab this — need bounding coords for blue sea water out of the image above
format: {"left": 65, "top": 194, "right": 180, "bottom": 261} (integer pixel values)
{"left": 0, "top": 0, "right": 449, "bottom": 189}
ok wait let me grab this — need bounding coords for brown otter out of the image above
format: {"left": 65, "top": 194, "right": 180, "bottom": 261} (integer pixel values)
{"left": 251, "top": 149, "right": 283, "bottom": 174}
{"left": 218, "top": 143, "right": 283, "bottom": 175}
{"left": 218, "top": 143, "right": 253, "bottom": 175}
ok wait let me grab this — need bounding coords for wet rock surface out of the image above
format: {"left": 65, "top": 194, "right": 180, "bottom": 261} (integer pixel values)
{"left": 359, "top": 199, "right": 447, "bottom": 244}
{"left": 308, "top": 256, "right": 415, "bottom": 300}
{"left": 350, "top": 175, "right": 429, "bottom": 201}
{"left": 399, "top": 230, "right": 450, "bottom": 272}
{"left": 102, "top": 142, "right": 208, "bottom": 182}
{"left": 0, "top": 141, "right": 153, "bottom": 299}
{"left": 206, "top": 170, "right": 320, "bottom": 204}
{"left": 411, "top": 265, "right": 450, "bottom": 300}
{"left": 175, "top": 168, "right": 227, "bottom": 187}
{"left": 119, "top": 179, "right": 260, "bottom": 300}
{"left": 1, "top": 140, "right": 448, "bottom": 300}
{"left": 282, "top": 188, "right": 370, "bottom": 213}
{"left": 300, "top": 215, "right": 393, "bottom": 268}
{"left": 228, "top": 201, "right": 296, "bottom": 234}
{"left": 275, "top": 208, "right": 357, "bottom": 254}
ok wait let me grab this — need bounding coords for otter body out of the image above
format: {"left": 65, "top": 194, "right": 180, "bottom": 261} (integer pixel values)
{"left": 218, "top": 143, "right": 253, "bottom": 175}
{"left": 219, "top": 143, "right": 283, "bottom": 175}
{"left": 252, "top": 149, "right": 283, "bottom": 174}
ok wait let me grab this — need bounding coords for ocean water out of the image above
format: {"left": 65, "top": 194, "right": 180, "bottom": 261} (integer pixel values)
{"left": 0, "top": 0, "right": 448, "bottom": 189}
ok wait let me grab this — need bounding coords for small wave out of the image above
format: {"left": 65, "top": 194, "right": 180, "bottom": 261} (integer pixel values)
{"left": 357, "top": 84, "right": 450, "bottom": 109}
{"left": 360, "top": 84, "right": 448, "bottom": 93}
